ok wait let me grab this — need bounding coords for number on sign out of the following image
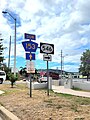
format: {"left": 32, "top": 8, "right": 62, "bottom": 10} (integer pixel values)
{"left": 26, "top": 43, "right": 35, "bottom": 49}
{"left": 41, "top": 44, "right": 53, "bottom": 54}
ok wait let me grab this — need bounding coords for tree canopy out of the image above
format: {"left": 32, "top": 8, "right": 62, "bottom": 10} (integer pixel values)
{"left": 79, "top": 49, "right": 90, "bottom": 80}
{"left": 0, "top": 35, "right": 4, "bottom": 65}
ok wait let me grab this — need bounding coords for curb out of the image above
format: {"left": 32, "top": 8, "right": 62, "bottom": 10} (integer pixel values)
{"left": 0, "top": 90, "right": 5, "bottom": 95}
{"left": 0, "top": 106, "right": 20, "bottom": 120}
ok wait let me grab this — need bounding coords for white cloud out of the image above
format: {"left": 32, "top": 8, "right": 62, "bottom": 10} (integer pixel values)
{"left": 1, "top": 0, "right": 90, "bottom": 72}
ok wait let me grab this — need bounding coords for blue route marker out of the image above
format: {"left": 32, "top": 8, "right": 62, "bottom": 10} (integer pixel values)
{"left": 26, "top": 53, "right": 35, "bottom": 60}
{"left": 22, "top": 41, "right": 38, "bottom": 52}
{"left": 24, "top": 33, "right": 36, "bottom": 40}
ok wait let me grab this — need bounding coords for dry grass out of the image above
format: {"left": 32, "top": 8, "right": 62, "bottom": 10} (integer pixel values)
{"left": 0, "top": 82, "right": 90, "bottom": 120}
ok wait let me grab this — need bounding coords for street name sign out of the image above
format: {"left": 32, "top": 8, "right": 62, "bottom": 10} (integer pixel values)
{"left": 43, "top": 54, "right": 52, "bottom": 61}
{"left": 40, "top": 42, "right": 54, "bottom": 54}
{"left": 22, "top": 41, "right": 38, "bottom": 52}
{"left": 24, "top": 33, "right": 36, "bottom": 40}
{"left": 26, "top": 53, "right": 35, "bottom": 60}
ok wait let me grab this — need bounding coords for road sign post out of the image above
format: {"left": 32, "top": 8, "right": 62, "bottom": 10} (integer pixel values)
{"left": 22, "top": 33, "right": 38, "bottom": 98}
{"left": 29, "top": 71, "right": 32, "bottom": 97}
{"left": 47, "top": 60, "right": 49, "bottom": 96}
{"left": 40, "top": 42, "right": 54, "bottom": 96}
{"left": 30, "top": 57, "right": 32, "bottom": 98}
{"left": 26, "top": 60, "right": 35, "bottom": 97}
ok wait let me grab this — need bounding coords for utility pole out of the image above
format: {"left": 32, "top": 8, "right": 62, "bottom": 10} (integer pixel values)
{"left": 2, "top": 11, "right": 16, "bottom": 76}
{"left": 61, "top": 50, "right": 63, "bottom": 79}
{"left": 59, "top": 50, "right": 68, "bottom": 78}
{"left": 8, "top": 36, "right": 11, "bottom": 68}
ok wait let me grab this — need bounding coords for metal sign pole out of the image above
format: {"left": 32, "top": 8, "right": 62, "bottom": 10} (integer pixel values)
{"left": 30, "top": 54, "right": 32, "bottom": 97}
{"left": 29, "top": 72, "right": 32, "bottom": 97}
{"left": 47, "top": 60, "right": 49, "bottom": 96}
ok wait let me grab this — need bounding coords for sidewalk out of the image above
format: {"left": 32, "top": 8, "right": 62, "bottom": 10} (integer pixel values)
{"left": 52, "top": 85, "right": 90, "bottom": 98}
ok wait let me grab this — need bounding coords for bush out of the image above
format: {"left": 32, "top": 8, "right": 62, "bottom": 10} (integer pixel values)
{"left": 7, "top": 73, "right": 18, "bottom": 88}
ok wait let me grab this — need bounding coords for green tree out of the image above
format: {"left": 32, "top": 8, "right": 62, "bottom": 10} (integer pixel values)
{"left": 7, "top": 73, "right": 18, "bottom": 88}
{"left": 19, "top": 67, "right": 38, "bottom": 81}
{"left": 19, "top": 67, "right": 27, "bottom": 77}
{"left": 79, "top": 49, "right": 90, "bottom": 80}
{"left": 0, "top": 35, "right": 5, "bottom": 66}
{"left": 2, "top": 64, "right": 11, "bottom": 79}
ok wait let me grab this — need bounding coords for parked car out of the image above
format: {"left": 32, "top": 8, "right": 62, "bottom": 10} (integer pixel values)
{"left": 0, "top": 70, "right": 6, "bottom": 84}
{"left": 38, "top": 77, "right": 47, "bottom": 83}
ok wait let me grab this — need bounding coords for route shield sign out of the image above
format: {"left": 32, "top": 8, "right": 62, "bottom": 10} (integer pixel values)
{"left": 40, "top": 42, "right": 54, "bottom": 54}
{"left": 26, "top": 53, "right": 35, "bottom": 60}
{"left": 24, "top": 33, "right": 36, "bottom": 40}
{"left": 22, "top": 41, "right": 38, "bottom": 52}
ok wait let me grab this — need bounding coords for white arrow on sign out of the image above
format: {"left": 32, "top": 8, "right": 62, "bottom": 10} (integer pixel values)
{"left": 43, "top": 54, "right": 52, "bottom": 61}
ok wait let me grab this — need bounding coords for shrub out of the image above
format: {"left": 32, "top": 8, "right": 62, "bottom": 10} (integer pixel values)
{"left": 8, "top": 73, "right": 18, "bottom": 88}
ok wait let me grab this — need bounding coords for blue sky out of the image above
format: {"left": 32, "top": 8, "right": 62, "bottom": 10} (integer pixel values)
{"left": 0, "top": 0, "right": 90, "bottom": 72}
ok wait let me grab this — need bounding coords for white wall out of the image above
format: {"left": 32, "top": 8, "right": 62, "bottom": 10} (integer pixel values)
{"left": 64, "top": 79, "right": 73, "bottom": 89}
{"left": 73, "top": 81, "right": 90, "bottom": 91}
{"left": 26, "top": 77, "right": 52, "bottom": 90}
{"left": 59, "top": 78, "right": 90, "bottom": 91}
{"left": 26, "top": 81, "right": 47, "bottom": 89}
{"left": 52, "top": 80, "right": 59, "bottom": 86}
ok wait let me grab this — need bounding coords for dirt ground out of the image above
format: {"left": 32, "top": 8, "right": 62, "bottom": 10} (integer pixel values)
{"left": 0, "top": 82, "right": 90, "bottom": 120}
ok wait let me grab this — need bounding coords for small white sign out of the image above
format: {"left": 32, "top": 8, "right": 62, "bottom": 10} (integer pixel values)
{"left": 26, "top": 61, "right": 35, "bottom": 73}
{"left": 43, "top": 54, "right": 52, "bottom": 61}
{"left": 11, "top": 67, "right": 18, "bottom": 73}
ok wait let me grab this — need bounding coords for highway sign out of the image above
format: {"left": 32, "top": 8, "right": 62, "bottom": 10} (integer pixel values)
{"left": 26, "top": 53, "right": 35, "bottom": 60}
{"left": 24, "top": 33, "right": 36, "bottom": 40}
{"left": 22, "top": 41, "right": 38, "bottom": 52}
{"left": 40, "top": 42, "right": 54, "bottom": 54}
{"left": 43, "top": 54, "right": 52, "bottom": 61}
{"left": 26, "top": 61, "right": 35, "bottom": 73}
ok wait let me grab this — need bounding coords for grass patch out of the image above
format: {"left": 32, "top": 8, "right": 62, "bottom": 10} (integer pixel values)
{"left": 56, "top": 105, "right": 62, "bottom": 109}
{"left": 0, "top": 102, "right": 4, "bottom": 106}
{"left": 16, "top": 83, "right": 27, "bottom": 90}
{"left": 70, "top": 104, "right": 79, "bottom": 112}
{"left": 55, "top": 92, "right": 74, "bottom": 99}
{"left": 75, "top": 97, "right": 90, "bottom": 105}
{"left": 0, "top": 83, "right": 27, "bottom": 96}
{"left": 74, "top": 118, "right": 85, "bottom": 120}
{"left": 44, "top": 99, "right": 52, "bottom": 103}
{"left": 72, "top": 87, "right": 90, "bottom": 92}
{"left": 1, "top": 89, "right": 19, "bottom": 96}
{"left": 72, "top": 87, "right": 82, "bottom": 91}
